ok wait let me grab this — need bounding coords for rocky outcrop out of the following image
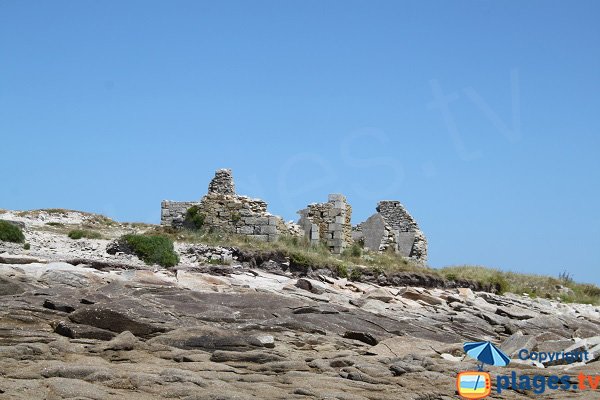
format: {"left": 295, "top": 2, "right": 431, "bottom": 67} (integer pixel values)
{"left": 1, "top": 208, "right": 598, "bottom": 399}
{"left": 0, "top": 253, "right": 599, "bottom": 399}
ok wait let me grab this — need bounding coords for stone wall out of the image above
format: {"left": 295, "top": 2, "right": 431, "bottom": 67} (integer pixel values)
{"left": 297, "top": 194, "right": 352, "bottom": 254}
{"left": 354, "top": 200, "right": 427, "bottom": 264}
{"left": 161, "top": 201, "right": 200, "bottom": 227}
{"left": 195, "top": 193, "right": 284, "bottom": 242}
{"left": 160, "top": 169, "right": 286, "bottom": 242}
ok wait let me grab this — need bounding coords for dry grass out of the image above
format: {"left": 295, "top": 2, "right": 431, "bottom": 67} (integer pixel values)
{"left": 440, "top": 265, "right": 600, "bottom": 305}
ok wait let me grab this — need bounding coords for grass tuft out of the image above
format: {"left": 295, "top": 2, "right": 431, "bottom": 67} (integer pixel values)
{"left": 68, "top": 229, "right": 103, "bottom": 240}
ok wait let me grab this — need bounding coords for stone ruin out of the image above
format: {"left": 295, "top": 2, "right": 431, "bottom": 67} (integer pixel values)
{"left": 161, "top": 169, "right": 288, "bottom": 242}
{"left": 353, "top": 200, "right": 427, "bottom": 264}
{"left": 161, "top": 169, "right": 427, "bottom": 264}
{"left": 297, "top": 194, "right": 352, "bottom": 254}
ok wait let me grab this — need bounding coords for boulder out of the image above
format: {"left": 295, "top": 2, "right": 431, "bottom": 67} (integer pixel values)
{"left": 363, "top": 287, "right": 395, "bottom": 303}
{"left": 343, "top": 331, "right": 379, "bottom": 345}
{"left": 295, "top": 278, "right": 326, "bottom": 295}
{"left": 399, "top": 287, "right": 444, "bottom": 305}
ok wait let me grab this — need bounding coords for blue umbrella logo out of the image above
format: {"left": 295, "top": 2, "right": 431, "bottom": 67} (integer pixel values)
{"left": 463, "top": 341, "right": 511, "bottom": 371}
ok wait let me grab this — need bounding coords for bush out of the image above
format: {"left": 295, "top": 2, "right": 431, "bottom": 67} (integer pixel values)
{"left": 23, "top": 243, "right": 31, "bottom": 250}
{"left": 68, "top": 229, "right": 102, "bottom": 240}
{"left": 288, "top": 251, "right": 312, "bottom": 268}
{"left": 342, "top": 243, "right": 362, "bottom": 258}
{"left": 336, "top": 264, "right": 349, "bottom": 278}
{"left": 490, "top": 272, "right": 509, "bottom": 294}
{"left": 121, "top": 234, "right": 179, "bottom": 267}
{"left": 350, "top": 267, "right": 363, "bottom": 281}
{"left": 0, "top": 220, "right": 25, "bottom": 243}
{"left": 184, "top": 206, "right": 205, "bottom": 230}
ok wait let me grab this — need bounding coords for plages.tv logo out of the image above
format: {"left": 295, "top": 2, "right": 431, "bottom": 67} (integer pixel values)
{"left": 456, "top": 341, "right": 510, "bottom": 399}
{"left": 457, "top": 340, "right": 597, "bottom": 398}
{"left": 456, "top": 371, "right": 492, "bottom": 399}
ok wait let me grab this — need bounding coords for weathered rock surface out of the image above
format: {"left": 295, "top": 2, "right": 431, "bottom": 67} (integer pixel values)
{"left": 0, "top": 209, "right": 599, "bottom": 399}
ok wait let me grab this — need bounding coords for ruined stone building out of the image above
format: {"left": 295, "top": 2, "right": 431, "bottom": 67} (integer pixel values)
{"left": 352, "top": 200, "right": 427, "bottom": 264}
{"left": 161, "top": 169, "right": 288, "bottom": 242}
{"left": 297, "top": 194, "right": 352, "bottom": 254}
{"left": 161, "top": 168, "right": 427, "bottom": 264}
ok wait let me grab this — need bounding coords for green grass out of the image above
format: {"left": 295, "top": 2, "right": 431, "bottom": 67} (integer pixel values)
{"left": 120, "top": 234, "right": 179, "bottom": 268}
{"left": 68, "top": 229, "right": 103, "bottom": 240}
{"left": 0, "top": 220, "right": 25, "bottom": 243}
{"left": 440, "top": 265, "right": 600, "bottom": 305}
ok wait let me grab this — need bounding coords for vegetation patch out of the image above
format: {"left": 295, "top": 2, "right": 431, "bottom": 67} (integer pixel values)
{"left": 350, "top": 267, "right": 363, "bottom": 281}
{"left": 150, "top": 226, "right": 599, "bottom": 304}
{"left": 184, "top": 206, "right": 205, "bottom": 230}
{"left": 440, "top": 265, "right": 600, "bottom": 304}
{"left": 0, "top": 220, "right": 25, "bottom": 243}
{"left": 120, "top": 234, "right": 179, "bottom": 268}
{"left": 68, "top": 229, "right": 102, "bottom": 240}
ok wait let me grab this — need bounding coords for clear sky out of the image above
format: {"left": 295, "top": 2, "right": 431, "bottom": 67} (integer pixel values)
{"left": 1, "top": 1, "right": 599, "bottom": 283}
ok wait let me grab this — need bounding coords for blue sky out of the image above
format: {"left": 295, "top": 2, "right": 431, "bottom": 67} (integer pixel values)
{"left": 1, "top": 1, "right": 599, "bottom": 283}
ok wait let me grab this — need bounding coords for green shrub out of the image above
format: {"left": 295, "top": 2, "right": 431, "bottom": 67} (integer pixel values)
{"left": 350, "top": 267, "right": 363, "bottom": 281}
{"left": 184, "top": 206, "right": 205, "bottom": 229}
{"left": 231, "top": 212, "right": 241, "bottom": 223}
{"left": 445, "top": 273, "right": 458, "bottom": 281}
{"left": 490, "top": 272, "right": 510, "bottom": 294}
{"left": 23, "top": 242, "right": 31, "bottom": 250}
{"left": 288, "top": 251, "right": 311, "bottom": 268}
{"left": 68, "top": 229, "right": 102, "bottom": 240}
{"left": 342, "top": 243, "right": 362, "bottom": 258}
{"left": 46, "top": 222, "right": 64, "bottom": 227}
{"left": 336, "top": 264, "right": 349, "bottom": 278}
{"left": 0, "top": 220, "right": 25, "bottom": 243}
{"left": 372, "top": 266, "right": 384, "bottom": 277}
{"left": 121, "top": 234, "right": 179, "bottom": 267}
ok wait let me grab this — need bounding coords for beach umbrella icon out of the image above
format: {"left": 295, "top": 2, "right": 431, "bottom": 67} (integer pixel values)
{"left": 463, "top": 341, "right": 511, "bottom": 370}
